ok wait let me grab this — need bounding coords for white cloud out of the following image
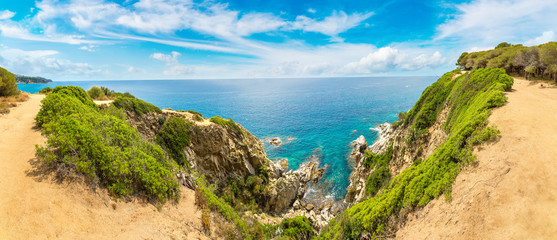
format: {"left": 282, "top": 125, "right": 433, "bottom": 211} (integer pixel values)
{"left": 150, "top": 51, "right": 193, "bottom": 76}
{"left": 525, "top": 31, "right": 556, "bottom": 46}
{"left": 0, "top": 10, "right": 15, "bottom": 20}
{"left": 437, "top": 0, "right": 557, "bottom": 44}
{"left": 308, "top": 8, "right": 316, "bottom": 14}
{"left": 0, "top": 47, "right": 103, "bottom": 78}
{"left": 289, "top": 11, "right": 373, "bottom": 38}
{"left": 0, "top": 22, "right": 96, "bottom": 45}
{"left": 341, "top": 47, "right": 446, "bottom": 74}
{"left": 79, "top": 45, "right": 97, "bottom": 52}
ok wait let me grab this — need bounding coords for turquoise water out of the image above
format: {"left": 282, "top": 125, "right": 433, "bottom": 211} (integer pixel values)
{"left": 18, "top": 76, "right": 435, "bottom": 199}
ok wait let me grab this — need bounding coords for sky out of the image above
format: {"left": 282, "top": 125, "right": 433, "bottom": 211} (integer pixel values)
{"left": 0, "top": 0, "right": 556, "bottom": 80}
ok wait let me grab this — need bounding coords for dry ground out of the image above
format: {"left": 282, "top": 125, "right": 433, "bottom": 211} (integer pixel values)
{"left": 396, "top": 78, "right": 557, "bottom": 239}
{"left": 0, "top": 94, "right": 208, "bottom": 240}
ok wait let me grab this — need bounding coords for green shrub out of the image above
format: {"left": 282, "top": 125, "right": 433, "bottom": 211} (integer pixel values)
{"left": 365, "top": 165, "right": 391, "bottom": 196}
{"left": 0, "top": 67, "right": 18, "bottom": 97}
{"left": 112, "top": 97, "right": 161, "bottom": 115}
{"left": 195, "top": 176, "right": 250, "bottom": 237}
{"left": 280, "top": 216, "right": 314, "bottom": 240}
{"left": 318, "top": 68, "right": 512, "bottom": 239}
{"left": 210, "top": 116, "right": 243, "bottom": 135}
{"left": 155, "top": 117, "right": 191, "bottom": 167}
{"left": 470, "top": 126, "right": 500, "bottom": 145}
{"left": 35, "top": 86, "right": 179, "bottom": 202}
{"left": 87, "top": 86, "right": 106, "bottom": 100}
{"left": 35, "top": 89, "right": 98, "bottom": 127}
{"left": 100, "top": 104, "right": 126, "bottom": 120}
{"left": 39, "top": 87, "right": 52, "bottom": 94}
{"left": 188, "top": 110, "right": 202, "bottom": 116}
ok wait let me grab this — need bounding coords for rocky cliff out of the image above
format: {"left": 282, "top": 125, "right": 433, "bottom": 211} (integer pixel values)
{"left": 123, "top": 109, "right": 333, "bottom": 220}
{"left": 345, "top": 104, "right": 450, "bottom": 204}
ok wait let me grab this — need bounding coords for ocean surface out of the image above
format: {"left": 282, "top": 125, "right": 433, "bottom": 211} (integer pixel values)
{"left": 18, "top": 76, "right": 436, "bottom": 199}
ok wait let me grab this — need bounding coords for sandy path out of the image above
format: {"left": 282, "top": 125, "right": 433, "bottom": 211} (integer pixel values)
{"left": 0, "top": 94, "right": 207, "bottom": 240}
{"left": 396, "top": 79, "right": 557, "bottom": 239}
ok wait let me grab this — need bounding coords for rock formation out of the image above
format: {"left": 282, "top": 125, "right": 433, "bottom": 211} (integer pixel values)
{"left": 345, "top": 107, "right": 450, "bottom": 204}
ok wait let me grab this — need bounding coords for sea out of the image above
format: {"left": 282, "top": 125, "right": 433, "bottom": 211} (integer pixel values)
{"left": 18, "top": 76, "right": 436, "bottom": 199}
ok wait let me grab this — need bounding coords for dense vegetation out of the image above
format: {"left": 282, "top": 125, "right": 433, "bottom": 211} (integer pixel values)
{"left": 279, "top": 216, "right": 314, "bottom": 240}
{"left": 35, "top": 86, "right": 180, "bottom": 202}
{"left": 87, "top": 86, "right": 135, "bottom": 100}
{"left": 363, "top": 145, "right": 393, "bottom": 197}
{"left": 155, "top": 117, "right": 191, "bottom": 167}
{"left": 209, "top": 116, "right": 243, "bottom": 135}
{"left": 0, "top": 67, "right": 18, "bottom": 97}
{"left": 458, "top": 41, "right": 557, "bottom": 81}
{"left": 318, "top": 68, "right": 513, "bottom": 239}
{"left": 15, "top": 75, "right": 52, "bottom": 83}
{"left": 112, "top": 96, "right": 162, "bottom": 115}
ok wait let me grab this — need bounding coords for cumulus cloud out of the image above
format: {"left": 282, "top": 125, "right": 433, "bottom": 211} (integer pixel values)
{"left": 341, "top": 47, "right": 446, "bottom": 74}
{"left": 0, "top": 47, "right": 103, "bottom": 78}
{"left": 525, "top": 31, "right": 556, "bottom": 46}
{"left": 150, "top": 51, "right": 193, "bottom": 76}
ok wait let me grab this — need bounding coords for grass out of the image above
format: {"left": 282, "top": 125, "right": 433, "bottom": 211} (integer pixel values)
{"left": 0, "top": 92, "right": 29, "bottom": 114}
{"left": 209, "top": 116, "right": 243, "bottom": 135}
{"left": 35, "top": 86, "right": 180, "bottom": 202}
{"left": 318, "top": 68, "right": 513, "bottom": 239}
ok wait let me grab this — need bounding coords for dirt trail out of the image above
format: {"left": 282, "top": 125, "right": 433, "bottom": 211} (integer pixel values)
{"left": 396, "top": 79, "right": 557, "bottom": 239}
{"left": 0, "top": 94, "right": 208, "bottom": 240}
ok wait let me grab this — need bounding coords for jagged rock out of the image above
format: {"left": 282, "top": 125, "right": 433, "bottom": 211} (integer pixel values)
{"left": 354, "top": 135, "right": 368, "bottom": 151}
{"left": 265, "top": 161, "right": 326, "bottom": 213}
{"left": 268, "top": 158, "right": 288, "bottom": 180}
{"left": 345, "top": 135, "right": 370, "bottom": 203}
{"left": 176, "top": 171, "right": 195, "bottom": 190}
{"left": 125, "top": 110, "right": 269, "bottom": 184}
{"left": 368, "top": 123, "right": 395, "bottom": 154}
{"left": 305, "top": 204, "right": 315, "bottom": 211}
{"left": 346, "top": 125, "right": 399, "bottom": 203}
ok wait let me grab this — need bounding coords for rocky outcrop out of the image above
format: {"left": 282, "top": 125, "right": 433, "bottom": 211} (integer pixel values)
{"left": 345, "top": 105, "right": 451, "bottom": 204}
{"left": 125, "top": 108, "right": 334, "bottom": 229}
{"left": 345, "top": 135, "right": 370, "bottom": 203}
{"left": 265, "top": 161, "right": 326, "bottom": 213}
{"left": 125, "top": 110, "right": 268, "bottom": 183}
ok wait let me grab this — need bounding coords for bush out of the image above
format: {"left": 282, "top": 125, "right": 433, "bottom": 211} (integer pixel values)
{"left": 112, "top": 97, "right": 161, "bottom": 115}
{"left": 87, "top": 86, "right": 106, "bottom": 100}
{"left": 39, "top": 87, "right": 52, "bottom": 94}
{"left": 35, "top": 86, "right": 179, "bottom": 202}
{"left": 365, "top": 165, "right": 391, "bottom": 196}
{"left": 155, "top": 117, "right": 191, "bottom": 166}
{"left": 100, "top": 104, "right": 126, "bottom": 120}
{"left": 0, "top": 67, "right": 18, "bottom": 97}
{"left": 280, "top": 216, "right": 314, "bottom": 240}
{"left": 209, "top": 116, "right": 243, "bottom": 135}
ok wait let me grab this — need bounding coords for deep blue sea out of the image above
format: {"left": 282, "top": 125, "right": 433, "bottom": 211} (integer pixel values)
{"left": 18, "top": 76, "right": 436, "bottom": 199}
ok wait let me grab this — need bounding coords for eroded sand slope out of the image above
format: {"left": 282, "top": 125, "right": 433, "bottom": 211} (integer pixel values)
{"left": 397, "top": 79, "right": 557, "bottom": 239}
{"left": 0, "top": 94, "right": 207, "bottom": 240}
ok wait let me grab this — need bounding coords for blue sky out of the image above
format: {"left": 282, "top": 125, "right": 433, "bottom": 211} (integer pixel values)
{"left": 0, "top": 0, "right": 556, "bottom": 80}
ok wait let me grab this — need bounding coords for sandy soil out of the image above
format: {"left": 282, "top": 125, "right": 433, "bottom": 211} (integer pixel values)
{"left": 0, "top": 94, "right": 208, "bottom": 240}
{"left": 93, "top": 100, "right": 113, "bottom": 105}
{"left": 396, "top": 79, "right": 557, "bottom": 239}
